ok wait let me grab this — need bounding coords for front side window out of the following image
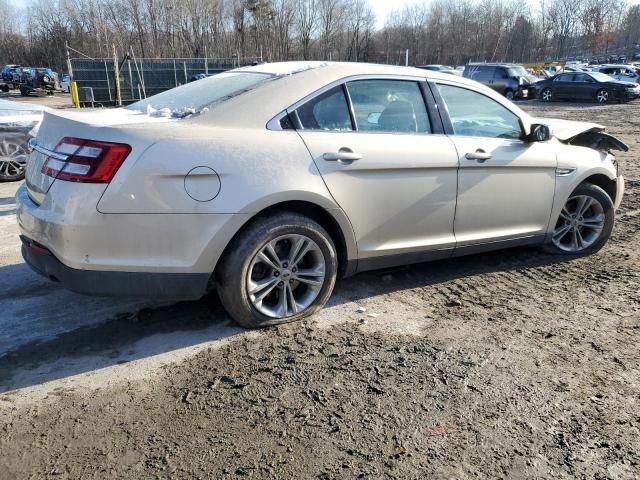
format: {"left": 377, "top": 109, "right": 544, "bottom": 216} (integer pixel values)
{"left": 574, "top": 73, "right": 592, "bottom": 83}
{"left": 436, "top": 84, "right": 522, "bottom": 140}
{"left": 554, "top": 73, "right": 573, "bottom": 82}
{"left": 295, "top": 86, "right": 353, "bottom": 131}
{"left": 494, "top": 68, "right": 508, "bottom": 79}
{"left": 346, "top": 79, "right": 430, "bottom": 133}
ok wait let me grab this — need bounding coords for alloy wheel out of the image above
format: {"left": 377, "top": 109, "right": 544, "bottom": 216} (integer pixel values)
{"left": 596, "top": 89, "right": 609, "bottom": 103}
{"left": 0, "top": 138, "right": 28, "bottom": 179}
{"left": 246, "top": 234, "right": 326, "bottom": 319}
{"left": 551, "top": 195, "right": 606, "bottom": 252}
{"left": 542, "top": 89, "right": 552, "bottom": 101}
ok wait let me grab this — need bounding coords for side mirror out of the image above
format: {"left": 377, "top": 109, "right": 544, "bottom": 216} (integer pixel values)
{"left": 529, "top": 124, "right": 551, "bottom": 142}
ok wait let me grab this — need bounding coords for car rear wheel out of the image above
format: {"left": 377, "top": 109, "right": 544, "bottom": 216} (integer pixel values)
{"left": 541, "top": 88, "right": 552, "bottom": 102}
{"left": 596, "top": 89, "right": 609, "bottom": 103}
{"left": 0, "top": 135, "right": 29, "bottom": 182}
{"left": 505, "top": 90, "right": 515, "bottom": 100}
{"left": 542, "top": 183, "right": 614, "bottom": 255}
{"left": 217, "top": 212, "right": 338, "bottom": 328}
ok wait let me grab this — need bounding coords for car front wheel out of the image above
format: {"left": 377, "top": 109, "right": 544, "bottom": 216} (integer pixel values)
{"left": 541, "top": 88, "right": 553, "bottom": 102}
{"left": 543, "top": 183, "right": 614, "bottom": 255}
{"left": 217, "top": 212, "right": 338, "bottom": 328}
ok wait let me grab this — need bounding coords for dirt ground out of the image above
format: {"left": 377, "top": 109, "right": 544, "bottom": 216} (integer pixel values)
{"left": 1, "top": 99, "right": 639, "bottom": 479}
{"left": 0, "top": 90, "right": 73, "bottom": 109}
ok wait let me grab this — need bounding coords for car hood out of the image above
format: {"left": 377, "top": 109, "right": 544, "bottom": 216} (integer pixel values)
{"left": 532, "top": 117, "right": 604, "bottom": 141}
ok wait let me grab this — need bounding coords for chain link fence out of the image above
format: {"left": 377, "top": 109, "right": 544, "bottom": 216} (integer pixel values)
{"left": 70, "top": 57, "right": 261, "bottom": 106}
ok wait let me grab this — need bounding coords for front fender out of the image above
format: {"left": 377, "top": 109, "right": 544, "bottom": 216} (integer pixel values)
{"left": 546, "top": 145, "right": 619, "bottom": 236}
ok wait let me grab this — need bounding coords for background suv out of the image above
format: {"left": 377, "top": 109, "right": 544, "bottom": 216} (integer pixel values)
{"left": 463, "top": 63, "right": 538, "bottom": 100}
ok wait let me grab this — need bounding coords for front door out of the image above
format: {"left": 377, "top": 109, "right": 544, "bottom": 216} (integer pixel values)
{"left": 293, "top": 78, "right": 460, "bottom": 262}
{"left": 432, "top": 82, "right": 557, "bottom": 247}
{"left": 552, "top": 73, "right": 575, "bottom": 99}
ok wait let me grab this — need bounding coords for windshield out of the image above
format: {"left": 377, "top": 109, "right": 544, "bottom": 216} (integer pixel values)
{"left": 126, "top": 71, "right": 275, "bottom": 118}
{"left": 507, "top": 66, "right": 530, "bottom": 77}
{"left": 589, "top": 72, "right": 615, "bottom": 82}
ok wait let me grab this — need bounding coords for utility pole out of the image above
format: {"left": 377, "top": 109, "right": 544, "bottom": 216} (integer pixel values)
{"left": 65, "top": 42, "right": 73, "bottom": 77}
{"left": 112, "top": 44, "right": 122, "bottom": 106}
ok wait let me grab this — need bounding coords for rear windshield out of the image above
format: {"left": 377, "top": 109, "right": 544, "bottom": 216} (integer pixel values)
{"left": 126, "top": 71, "right": 275, "bottom": 118}
{"left": 589, "top": 72, "right": 615, "bottom": 82}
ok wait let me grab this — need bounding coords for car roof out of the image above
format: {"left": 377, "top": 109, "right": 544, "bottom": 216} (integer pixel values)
{"left": 465, "top": 63, "right": 519, "bottom": 67}
{"left": 235, "top": 61, "right": 476, "bottom": 84}
{"left": 197, "top": 61, "right": 527, "bottom": 128}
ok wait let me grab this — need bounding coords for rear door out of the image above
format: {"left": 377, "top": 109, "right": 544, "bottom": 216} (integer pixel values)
{"left": 293, "top": 76, "right": 460, "bottom": 263}
{"left": 431, "top": 81, "right": 556, "bottom": 246}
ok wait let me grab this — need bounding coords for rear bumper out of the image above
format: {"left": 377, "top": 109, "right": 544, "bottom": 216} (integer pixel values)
{"left": 21, "top": 235, "right": 210, "bottom": 299}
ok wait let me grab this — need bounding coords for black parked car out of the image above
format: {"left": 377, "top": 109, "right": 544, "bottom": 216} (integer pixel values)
{"left": 463, "top": 63, "right": 539, "bottom": 100}
{"left": 536, "top": 72, "right": 640, "bottom": 104}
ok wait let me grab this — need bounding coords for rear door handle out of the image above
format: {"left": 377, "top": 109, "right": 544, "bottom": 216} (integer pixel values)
{"left": 465, "top": 150, "right": 492, "bottom": 162}
{"left": 323, "top": 150, "right": 362, "bottom": 162}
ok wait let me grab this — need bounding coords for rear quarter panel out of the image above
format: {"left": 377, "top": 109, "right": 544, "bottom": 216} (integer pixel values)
{"left": 97, "top": 125, "right": 337, "bottom": 215}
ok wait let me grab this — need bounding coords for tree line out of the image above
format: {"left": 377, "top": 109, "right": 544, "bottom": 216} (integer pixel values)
{"left": 1, "top": 0, "right": 639, "bottom": 73}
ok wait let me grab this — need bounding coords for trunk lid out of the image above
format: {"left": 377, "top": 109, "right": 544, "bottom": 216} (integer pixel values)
{"left": 25, "top": 108, "right": 172, "bottom": 201}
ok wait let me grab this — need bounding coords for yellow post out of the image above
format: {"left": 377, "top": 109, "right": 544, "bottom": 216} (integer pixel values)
{"left": 70, "top": 81, "right": 80, "bottom": 108}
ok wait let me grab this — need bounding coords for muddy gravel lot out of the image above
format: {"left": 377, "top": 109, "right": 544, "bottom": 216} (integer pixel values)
{"left": 1, "top": 100, "right": 639, "bottom": 479}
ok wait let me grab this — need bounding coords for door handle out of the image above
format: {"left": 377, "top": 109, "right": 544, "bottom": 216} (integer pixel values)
{"left": 323, "top": 149, "right": 362, "bottom": 162}
{"left": 465, "top": 150, "right": 492, "bottom": 162}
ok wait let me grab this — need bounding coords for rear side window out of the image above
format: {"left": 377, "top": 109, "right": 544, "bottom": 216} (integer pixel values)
{"left": 346, "top": 80, "right": 431, "bottom": 133}
{"left": 295, "top": 86, "right": 353, "bottom": 131}
{"left": 436, "top": 84, "right": 522, "bottom": 139}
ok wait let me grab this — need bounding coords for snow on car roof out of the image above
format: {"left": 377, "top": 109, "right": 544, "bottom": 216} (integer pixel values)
{"left": 0, "top": 99, "right": 48, "bottom": 112}
{"left": 236, "top": 61, "right": 330, "bottom": 76}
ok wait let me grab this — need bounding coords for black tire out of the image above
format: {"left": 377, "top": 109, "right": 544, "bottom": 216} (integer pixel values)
{"left": 540, "top": 88, "right": 553, "bottom": 102}
{"left": 505, "top": 89, "right": 515, "bottom": 100}
{"left": 19, "top": 87, "right": 28, "bottom": 97}
{"left": 0, "top": 84, "right": 8, "bottom": 93}
{"left": 216, "top": 212, "right": 338, "bottom": 328}
{"left": 542, "top": 183, "right": 614, "bottom": 255}
{"left": 596, "top": 88, "right": 609, "bottom": 104}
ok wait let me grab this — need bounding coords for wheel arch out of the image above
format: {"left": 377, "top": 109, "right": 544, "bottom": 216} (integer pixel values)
{"left": 581, "top": 173, "right": 618, "bottom": 204}
{"left": 213, "top": 199, "right": 358, "bottom": 283}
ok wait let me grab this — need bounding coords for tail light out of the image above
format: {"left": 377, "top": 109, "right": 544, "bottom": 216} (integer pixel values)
{"left": 42, "top": 137, "right": 131, "bottom": 183}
